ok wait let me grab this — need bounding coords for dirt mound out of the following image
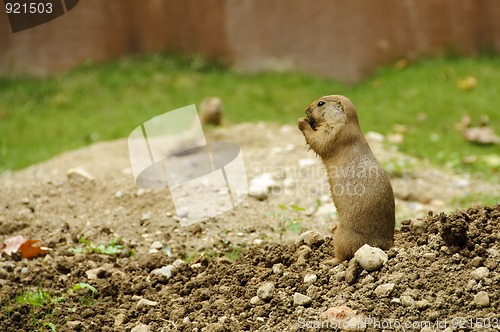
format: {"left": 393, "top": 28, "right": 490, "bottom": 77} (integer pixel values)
{"left": 0, "top": 123, "right": 499, "bottom": 331}
{"left": 1, "top": 205, "right": 499, "bottom": 331}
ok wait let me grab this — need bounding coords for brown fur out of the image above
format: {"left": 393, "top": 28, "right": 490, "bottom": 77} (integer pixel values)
{"left": 298, "top": 95, "right": 395, "bottom": 262}
{"left": 199, "top": 97, "right": 223, "bottom": 126}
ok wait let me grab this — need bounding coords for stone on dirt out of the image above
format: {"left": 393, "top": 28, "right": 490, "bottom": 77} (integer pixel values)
{"left": 473, "top": 291, "right": 490, "bottom": 307}
{"left": 374, "top": 283, "right": 395, "bottom": 297}
{"left": 354, "top": 244, "right": 388, "bottom": 271}
{"left": 470, "top": 267, "right": 489, "bottom": 281}
{"left": 66, "top": 168, "right": 95, "bottom": 182}
{"left": 257, "top": 282, "right": 275, "bottom": 301}
{"left": 293, "top": 292, "right": 312, "bottom": 306}
{"left": 131, "top": 323, "right": 152, "bottom": 332}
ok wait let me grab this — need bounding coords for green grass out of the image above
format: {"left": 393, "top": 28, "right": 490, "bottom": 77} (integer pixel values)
{"left": 0, "top": 54, "right": 499, "bottom": 179}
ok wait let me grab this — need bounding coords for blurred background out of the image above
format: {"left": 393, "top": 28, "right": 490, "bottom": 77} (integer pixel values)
{"left": 0, "top": 0, "right": 499, "bottom": 194}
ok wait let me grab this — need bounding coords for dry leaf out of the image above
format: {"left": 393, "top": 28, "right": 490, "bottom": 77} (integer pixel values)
{"left": 457, "top": 76, "right": 477, "bottom": 91}
{"left": 1, "top": 235, "right": 51, "bottom": 259}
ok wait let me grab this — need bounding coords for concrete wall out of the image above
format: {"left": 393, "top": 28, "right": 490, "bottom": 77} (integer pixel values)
{"left": 1, "top": 0, "right": 499, "bottom": 82}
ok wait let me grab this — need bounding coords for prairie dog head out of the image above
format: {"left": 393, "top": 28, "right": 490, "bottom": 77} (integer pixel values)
{"left": 298, "top": 95, "right": 360, "bottom": 158}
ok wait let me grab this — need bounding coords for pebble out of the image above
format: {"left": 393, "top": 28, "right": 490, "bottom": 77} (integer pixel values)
{"left": 20, "top": 267, "right": 29, "bottom": 274}
{"left": 151, "top": 265, "right": 174, "bottom": 278}
{"left": 150, "top": 241, "right": 163, "bottom": 250}
{"left": 253, "top": 239, "right": 263, "bottom": 245}
{"left": 136, "top": 298, "right": 158, "bottom": 308}
{"left": 114, "top": 191, "right": 123, "bottom": 198}
{"left": 257, "top": 282, "right": 275, "bottom": 300}
{"left": 250, "top": 296, "right": 262, "bottom": 305}
{"left": 66, "top": 168, "right": 95, "bottom": 182}
{"left": 272, "top": 263, "right": 283, "bottom": 274}
{"left": 131, "top": 324, "right": 152, "bottom": 332}
{"left": 354, "top": 244, "right": 388, "bottom": 271}
{"left": 473, "top": 291, "right": 490, "bottom": 307}
{"left": 295, "top": 230, "right": 324, "bottom": 246}
{"left": 422, "top": 252, "right": 436, "bottom": 262}
{"left": 172, "top": 259, "right": 184, "bottom": 267}
{"left": 114, "top": 313, "right": 127, "bottom": 326}
{"left": 141, "top": 213, "right": 152, "bottom": 221}
{"left": 374, "top": 283, "right": 395, "bottom": 297}
{"left": 303, "top": 274, "right": 317, "bottom": 284}
{"left": 400, "top": 295, "right": 415, "bottom": 307}
{"left": 248, "top": 183, "right": 269, "bottom": 200}
{"left": 471, "top": 267, "right": 489, "bottom": 281}
{"left": 176, "top": 207, "right": 189, "bottom": 218}
{"left": 471, "top": 256, "right": 483, "bottom": 267}
{"left": 293, "top": 292, "right": 312, "bottom": 306}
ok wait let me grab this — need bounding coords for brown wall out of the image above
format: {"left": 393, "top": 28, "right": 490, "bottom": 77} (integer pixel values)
{"left": 0, "top": 0, "right": 499, "bottom": 82}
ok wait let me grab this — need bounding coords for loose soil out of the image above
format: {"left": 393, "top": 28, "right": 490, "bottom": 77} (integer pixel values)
{"left": 0, "top": 123, "right": 498, "bottom": 331}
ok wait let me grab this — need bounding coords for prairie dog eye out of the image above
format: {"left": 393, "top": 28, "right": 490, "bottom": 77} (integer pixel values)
{"left": 317, "top": 101, "right": 325, "bottom": 107}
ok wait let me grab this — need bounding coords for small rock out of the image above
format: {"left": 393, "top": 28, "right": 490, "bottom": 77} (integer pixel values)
{"left": 150, "top": 241, "right": 163, "bottom": 250}
{"left": 253, "top": 239, "right": 263, "bottom": 245}
{"left": 137, "top": 298, "right": 158, "bottom": 308}
{"left": 136, "top": 188, "right": 146, "bottom": 196}
{"left": 295, "top": 230, "right": 324, "bottom": 246}
{"left": 354, "top": 244, "right": 388, "bottom": 271}
{"left": 191, "top": 263, "right": 202, "bottom": 269}
{"left": 85, "top": 267, "right": 111, "bottom": 280}
{"left": 114, "top": 191, "right": 123, "bottom": 198}
{"left": 471, "top": 256, "right": 483, "bottom": 267}
{"left": 131, "top": 323, "right": 152, "bottom": 332}
{"left": 410, "top": 219, "right": 426, "bottom": 235}
{"left": 248, "top": 183, "right": 269, "bottom": 200}
{"left": 20, "top": 267, "right": 29, "bottom": 274}
{"left": 250, "top": 296, "right": 261, "bottom": 305}
{"left": 66, "top": 168, "right": 94, "bottom": 181}
{"left": 257, "top": 282, "right": 275, "bottom": 301}
{"left": 151, "top": 265, "right": 174, "bottom": 278}
{"left": 176, "top": 207, "right": 189, "bottom": 218}
{"left": 172, "top": 259, "right": 184, "bottom": 267}
{"left": 471, "top": 267, "right": 490, "bottom": 281}
{"left": 303, "top": 274, "right": 317, "bottom": 284}
{"left": 141, "top": 213, "right": 152, "bottom": 221}
{"left": 374, "top": 283, "right": 395, "bottom": 297}
{"left": 272, "top": 263, "right": 283, "bottom": 274}
{"left": 473, "top": 291, "right": 490, "bottom": 307}
{"left": 422, "top": 252, "right": 436, "bottom": 262}
{"left": 400, "top": 295, "right": 415, "bottom": 307}
{"left": 256, "top": 317, "right": 265, "bottom": 323}
{"left": 293, "top": 292, "right": 312, "bottom": 306}
{"left": 345, "top": 258, "right": 359, "bottom": 284}
{"left": 114, "top": 313, "right": 127, "bottom": 326}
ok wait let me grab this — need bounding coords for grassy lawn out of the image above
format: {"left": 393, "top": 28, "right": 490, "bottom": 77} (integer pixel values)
{"left": 0, "top": 54, "right": 499, "bottom": 179}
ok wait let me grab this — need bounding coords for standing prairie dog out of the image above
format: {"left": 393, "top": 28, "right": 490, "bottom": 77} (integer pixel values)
{"left": 298, "top": 95, "right": 395, "bottom": 263}
{"left": 199, "top": 97, "right": 223, "bottom": 126}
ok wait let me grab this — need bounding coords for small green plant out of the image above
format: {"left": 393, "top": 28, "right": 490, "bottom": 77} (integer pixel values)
{"left": 16, "top": 288, "right": 53, "bottom": 307}
{"left": 69, "top": 237, "right": 124, "bottom": 255}
{"left": 270, "top": 204, "right": 304, "bottom": 239}
{"left": 43, "top": 322, "right": 57, "bottom": 332}
{"left": 70, "top": 283, "right": 98, "bottom": 306}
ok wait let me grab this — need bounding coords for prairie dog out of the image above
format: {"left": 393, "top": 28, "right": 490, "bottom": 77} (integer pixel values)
{"left": 298, "top": 95, "right": 395, "bottom": 262}
{"left": 199, "top": 97, "right": 223, "bottom": 126}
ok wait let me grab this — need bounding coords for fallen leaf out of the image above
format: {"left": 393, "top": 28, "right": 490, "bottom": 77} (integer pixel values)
{"left": 1, "top": 235, "right": 51, "bottom": 259}
{"left": 457, "top": 76, "right": 477, "bottom": 91}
